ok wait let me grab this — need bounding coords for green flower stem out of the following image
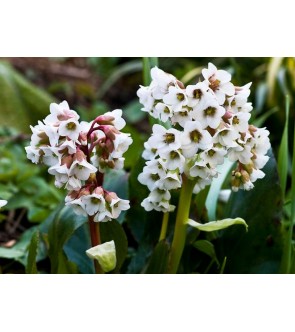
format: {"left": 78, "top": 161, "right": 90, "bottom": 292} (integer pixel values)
{"left": 168, "top": 175, "right": 195, "bottom": 273}
{"left": 88, "top": 216, "right": 103, "bottom": 274}
{"left": 159, "top": 212, "right": 169, "bottom": 242}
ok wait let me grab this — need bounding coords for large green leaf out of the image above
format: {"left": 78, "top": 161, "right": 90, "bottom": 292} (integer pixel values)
{"left": 217, "top": 149, "right": 283, "bottom": 273}
{"left": 64, "top": 223, "right": 94, "bottom": 274}
{"left": 100, "top": 220, "right": 128, "bottom": 273}
{"left": 43, "top": 206, "right": 87, "bottom": 274}
{"left": 0, "top": 61, "right": 54, "bottom": 133}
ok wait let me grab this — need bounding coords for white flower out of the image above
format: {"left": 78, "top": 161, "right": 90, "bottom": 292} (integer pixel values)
{"left": 201, "top": 147, "right": 227, "bottom": 167}
{"left": 193, "top": 96, "right": 225, "bottom": 129}
{"left": 142, "top": 141, "right": 158, "bottom": 160}
{"left": 109, "top": 197, "right": 130, "bottom": 219}
{"left": 69, "top": 159, "right": 97, "bottom": 181}
{"left": 150, "top": 67, "right": 177, "bottom": 100}
{"left": 155, "top": 103, "right": 173, "bottom": 122}
{"left": 137, "top": 85, "right": 155, "bottom": 114}
{"left": 253, "top": 128, "right": 271, "bottom": 155}
{"left": 0, "top": 200, "right": 7, "bottom": 209}
{"left": 112, "top": 133, "right": 133, "bottom": 158}
{"left": 65, "top": 197, "right": 87, "bottom": 216}
{"left": 58, "top": 118, "right": 81, "bottom": 141}
{"left": 163, "top": 85, "right": 188, "bottom": 112}
{"left": 138, "top": 160, "right": 167, "bottom": 191}
{"left": 65, "top": 176, "right": 82, "bottom": 191}
{"left": 213, "top": 128, "right": 240, "bottom": 148}
{"left": 181, "top": 121, "right": 213, "bottom": 158}
{"left": 58, "top": 138, "right": 77, "bottom": 155}
{"left": 40, "top": 146, "right": 61, "bottom": 166}
{"left": 86, "top": 241, "right": 116, "bottom": 272}
{"left": 161, "top": 149, "right": 185, "bottom": 172}
{"left": 186, "top": 81, "right": 210, "bottom": 107}
{"left": 82, "top": 193, "right": 106, "bottom": 216}
{"left": 250, "top": 168, "right": 265, "bottom": 182}
{"left": 104, "top": 109, "right": 126, "bottom": 130}
{"left": 25, "top": 146, "right": 41, "bottom": 164}
{"left": 158, "top": 171, "right": 182, "bottom": 190}
{"left": 93, "top": 209, "right": 113, "bottom": 222}
{"left": 253, "top": 154, "right": 269, "bottom": 170}
{"left": 192, "top": 177, "right": 211, "bottom": 194}
{"left": 229, "top": 112, "right": 251, "bottom": 133}
{"left": 148, "top": 124, "right": 182, "bottom": 154}
{"left": 170, "top": 107, "right": 193, "bottom": 128}
{"left": 202, "top": 62, "right": 235, "bottom": 104}
{"left": 44, "top": 101, "right": 79, "bottom": 125}
{"left": 227, "top": 144, "right": 253, "bottom": 164}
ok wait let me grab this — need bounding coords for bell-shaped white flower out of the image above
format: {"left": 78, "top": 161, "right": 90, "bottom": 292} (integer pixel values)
{"left": 82, "top": 193, "right": 106, "bottom": 216}
{"left": 150, "top": 66, "right": 177, "bottom": 100}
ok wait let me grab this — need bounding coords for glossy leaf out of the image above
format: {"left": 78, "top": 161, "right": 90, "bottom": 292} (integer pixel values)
{"left": 218, "top": 149, "right": 283, "bottom": 273}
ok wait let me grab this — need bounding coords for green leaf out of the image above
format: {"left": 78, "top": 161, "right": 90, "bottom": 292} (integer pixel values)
{"left": 44, "top": 206, "right": 87, "bottom": 273}
{"left": 145, "top": 240, "right": 170, "bottom": 274}
{"left": 188, "top": 217, "right": 247, "bottom": 232}
{"left": 64, "top": 223, "right": 94, "bottom": 274}
{"left": 193, "top": 240, "right": 218, "bottom": 264}
{"left": 277, "top": 95, "right": 289, "bottom": 198}
{"left": 26, "top": 231, "right": 39, "bottom": 274}
{"left": 205, "top": 158, "right": 234, "bottom": 221}
{"left": 100, "top": 220, "right": 128, "bottom": 273}
{"left": 218, "top": 149, "right": 283, "bottom": 273}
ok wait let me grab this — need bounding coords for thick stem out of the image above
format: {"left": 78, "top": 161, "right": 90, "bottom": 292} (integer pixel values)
{"left": 159, "top": 212, "right": 169, "bottom": 242}
{"left": 168, "top": 176, "right": 195, "bottom": 274}
{"left": 88, "top": 216, "right": 103, "bottom": 274}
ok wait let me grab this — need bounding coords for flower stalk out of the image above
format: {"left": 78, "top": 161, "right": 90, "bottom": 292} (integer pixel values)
{"left": 168, "top": 175, "right": 195, "bottom": 273}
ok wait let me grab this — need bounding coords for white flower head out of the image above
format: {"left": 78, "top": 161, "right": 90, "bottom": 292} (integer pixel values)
{"left": 155, "top": 103, "right": 173, "bottom": 123}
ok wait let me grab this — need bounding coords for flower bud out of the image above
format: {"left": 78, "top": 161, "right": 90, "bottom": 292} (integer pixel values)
{"left": 74, "top": 150, "right": 86, "bottom": 162}
{"left": 86, "top": 241, "right": 116, "bottom": 272}
{"left": 240, "top": 169, "right": 250, "bottom": 183}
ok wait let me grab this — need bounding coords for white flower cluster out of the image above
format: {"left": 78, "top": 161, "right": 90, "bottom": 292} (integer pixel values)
{"left": 25, "top": 101, "right": 132, "bottom": 221}
{"left": 137, "top": 63, "right": 270, "bottom": 212}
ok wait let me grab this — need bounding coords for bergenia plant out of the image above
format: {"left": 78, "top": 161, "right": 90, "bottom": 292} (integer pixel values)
{"left": 137, "top": 63, "right": 270, "bottom": 273}
{"left": 25, "top": 101, "right": 132, "bottom": 273}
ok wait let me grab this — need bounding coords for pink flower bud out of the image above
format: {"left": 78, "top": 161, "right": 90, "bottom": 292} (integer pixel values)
{"left": 93, "top": 186, "right": 104, "bottom": 196}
